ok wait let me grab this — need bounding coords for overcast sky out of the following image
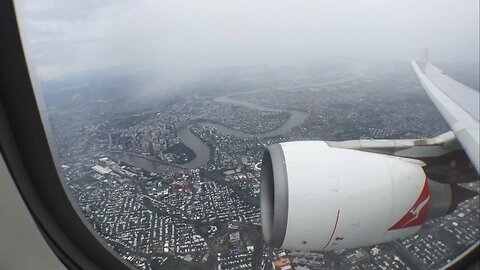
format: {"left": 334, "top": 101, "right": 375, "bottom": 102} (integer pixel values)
{"left": 15, "top": 0, "right": 479, "bottom": 80}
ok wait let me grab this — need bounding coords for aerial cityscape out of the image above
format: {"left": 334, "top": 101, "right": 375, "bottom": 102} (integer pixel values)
{"left": 41, "top": 61, "right": 479, "bottom": 270}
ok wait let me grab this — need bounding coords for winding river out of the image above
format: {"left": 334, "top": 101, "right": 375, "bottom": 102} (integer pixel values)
{"left": 108, "top": 72, "right": 362, "bottom": 172}
{"left": 108, "top": 95, "right": 307, "bottom": 172}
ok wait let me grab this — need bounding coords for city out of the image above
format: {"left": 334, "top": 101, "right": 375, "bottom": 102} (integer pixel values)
{"left": 42, "top": 61, "right": 479, "bottom": 270}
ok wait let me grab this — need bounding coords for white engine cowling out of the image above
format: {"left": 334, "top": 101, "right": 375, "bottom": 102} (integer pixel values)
{"left": 260, "top": 141, "right": 430, "bottom": 251}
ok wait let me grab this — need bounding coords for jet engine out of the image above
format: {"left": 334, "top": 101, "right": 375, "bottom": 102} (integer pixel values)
{"left": 260, "top": 141, "right": 471, "bottom": 251}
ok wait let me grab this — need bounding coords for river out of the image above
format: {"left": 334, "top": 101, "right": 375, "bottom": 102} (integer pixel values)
{"left": 108, "top": 97, "right": 307, "bottom": 172}
{"left": 108, "top": 72, "right": 361, "bottom": 172}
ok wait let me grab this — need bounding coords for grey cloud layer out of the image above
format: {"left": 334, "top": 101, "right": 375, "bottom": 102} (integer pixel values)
{"left": 15, "top": 0, "right": 479, "bottom": 80}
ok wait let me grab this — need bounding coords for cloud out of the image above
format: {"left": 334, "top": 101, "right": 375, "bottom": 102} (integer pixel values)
{"left": 14, "top": 0, "right": 479, "bottom": 80}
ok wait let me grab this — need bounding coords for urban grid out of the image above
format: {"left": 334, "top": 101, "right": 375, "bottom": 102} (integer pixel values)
{"left": 42, "top": 61, "right": 479, "bottom": 270}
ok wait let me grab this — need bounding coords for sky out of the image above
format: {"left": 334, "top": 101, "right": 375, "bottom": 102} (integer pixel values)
{"left": 14, "top": 0, "right": 479, "bottom": 81}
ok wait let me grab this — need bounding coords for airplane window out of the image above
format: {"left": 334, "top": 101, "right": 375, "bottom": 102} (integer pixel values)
{"left": 14, "top": 0, "right": 478, "bottom": 269}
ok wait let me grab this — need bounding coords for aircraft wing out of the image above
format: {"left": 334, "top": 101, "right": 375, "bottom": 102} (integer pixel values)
{"left": 411, "top": 50, "right": 479, "bottom": 173}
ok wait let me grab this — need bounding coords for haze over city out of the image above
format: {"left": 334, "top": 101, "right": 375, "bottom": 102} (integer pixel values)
{"left": 16, "top": 0, "right": 479, "bottom": 83}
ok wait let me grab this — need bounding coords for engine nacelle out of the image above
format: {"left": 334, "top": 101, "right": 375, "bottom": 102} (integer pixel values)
{"left": 260, "top": 141, "right": 430, "bottom": 251}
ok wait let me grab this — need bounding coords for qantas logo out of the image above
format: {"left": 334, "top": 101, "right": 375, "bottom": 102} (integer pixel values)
{"left": 388, "top": 178, "right": 430, "bottom": 230}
